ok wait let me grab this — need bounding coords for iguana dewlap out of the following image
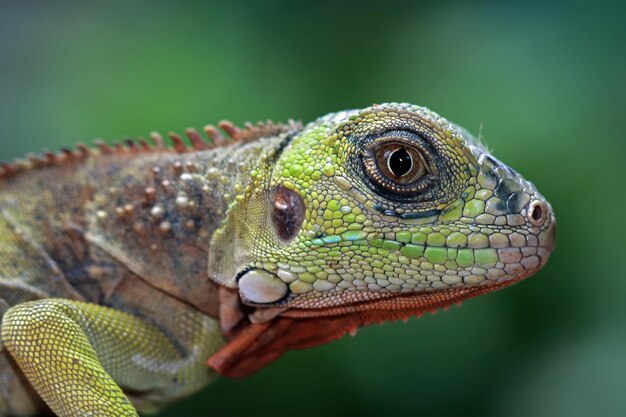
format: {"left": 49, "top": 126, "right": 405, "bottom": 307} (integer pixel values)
{"left": 0, "top": 103, "right": 556, "bottom": 416}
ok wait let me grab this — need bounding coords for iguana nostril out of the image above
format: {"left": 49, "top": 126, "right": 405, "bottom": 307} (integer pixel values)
{"left": 527, "top": 200, "right": 549, "bottom": 226}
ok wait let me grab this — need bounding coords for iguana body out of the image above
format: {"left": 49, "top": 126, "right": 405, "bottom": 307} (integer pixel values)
{"left": 0, "top": 103, "right": 556, "bottom": 416}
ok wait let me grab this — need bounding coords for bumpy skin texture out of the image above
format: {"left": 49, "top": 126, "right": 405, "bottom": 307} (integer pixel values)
{"left": 0, "top": 103, "right": 555, "bottom": 416}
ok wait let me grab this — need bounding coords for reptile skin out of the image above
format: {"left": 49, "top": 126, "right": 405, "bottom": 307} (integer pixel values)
{"left": 0, "top": 103, "right": 555, "bottom": 416}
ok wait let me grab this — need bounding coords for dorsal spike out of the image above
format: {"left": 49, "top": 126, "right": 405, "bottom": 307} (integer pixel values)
{"left": 242, "top": 122, "right": 256, "bottom": 141}
{"left": 43, "top": 152, "right": 56, "bottom": 165}
{"left": 150, "top": 131, "right": 166, "bottom": 148}
{"left": 185, "top": 128, "right": 210, "bottom": 150}
{"left": 255, "top": 121, "right": 266, "bottom": 136}
{"left": 137, "top": 139, "right": 150, "bottom": 151}
{"left": 60, "top": 148, "right": 75, "bottom": 162}
{"left": 218, "top": 120, "right": 241, "bottom": 141}
{"left": 95, "top": 140, "right": 112, "bottom": 155}
{"left": 113, "top": 142, "right": 124, "bottom": 153}
{"left": 1, "top": 117, "right": 299, "bottom": 183}
{"left": 10, "top": 160, "right": 27, "bottom": 174}
{"left": 0, "top": 163, "right": 12, "bottom": 178}
{"left": 203, "top": 125, "right": 226, "bottom": 146}
{"left": 75, "top": 144, "right": 90, "bottom": 158}
{"left": 124, "top": 139, "right": 138, "bottom": 152}
{"left": 167, "top": 132, "right": 188, "bottom": 153}
{"left": 27, "top": 154, "right": 42, "bottom": 168}
{"left": 34, "top": 154, "right": 49, "bottom": 168}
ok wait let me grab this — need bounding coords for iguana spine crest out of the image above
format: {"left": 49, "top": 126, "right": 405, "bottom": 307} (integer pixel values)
{"left": 0, "top": 119, "right": 302, "bottom": 181}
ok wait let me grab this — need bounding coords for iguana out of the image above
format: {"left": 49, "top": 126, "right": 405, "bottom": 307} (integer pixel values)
{"left": 0, "top": 103, "right": 556, "bottom": 416}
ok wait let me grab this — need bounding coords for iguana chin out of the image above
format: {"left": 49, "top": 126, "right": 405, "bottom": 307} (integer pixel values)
{"left": 0, "top": 103, "right": 556, "bottom": 416}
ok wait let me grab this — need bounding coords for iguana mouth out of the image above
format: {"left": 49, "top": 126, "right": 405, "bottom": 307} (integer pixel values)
{"left": 208, "top": 266, "right": 552, "bottom": 380}
{"left": 235, "top": 211, "right": 555, "bottom": 313}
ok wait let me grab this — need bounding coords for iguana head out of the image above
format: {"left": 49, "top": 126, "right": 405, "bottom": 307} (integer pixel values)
{"left": 222, "top": 103, "right": 555, "bottom": 309}
{"left": 207, "top": 102, "right": 556, "bottom": 376}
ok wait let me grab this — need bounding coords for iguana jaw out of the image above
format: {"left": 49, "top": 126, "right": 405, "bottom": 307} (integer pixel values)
{"left": 208, "top": 267, "right": 546, "bottom": 379}
{"left": 210, "top": 216, "right": 554, "bottom": 378}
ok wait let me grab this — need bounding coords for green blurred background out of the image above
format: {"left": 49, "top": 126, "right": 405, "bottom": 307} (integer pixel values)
{"left": 1, "top": 1, "right": 624, "bottom": 416}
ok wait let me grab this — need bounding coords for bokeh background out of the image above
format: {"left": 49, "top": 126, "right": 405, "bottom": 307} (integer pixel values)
{"left": 1, "top": 1, "right": 625, "bottom": 416}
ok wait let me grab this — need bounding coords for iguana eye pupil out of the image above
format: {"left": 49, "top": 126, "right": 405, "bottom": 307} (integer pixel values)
{"left": 387, "top": 148, "right": 412, "bottom": 177}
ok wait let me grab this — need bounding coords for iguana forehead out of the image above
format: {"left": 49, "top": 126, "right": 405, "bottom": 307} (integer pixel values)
{"left": 306, "top": 103, "right": 482, "bottom": 147}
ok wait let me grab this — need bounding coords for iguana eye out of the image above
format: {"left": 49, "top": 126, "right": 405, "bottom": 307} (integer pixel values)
{"left": 363, "top": 132, "right": 434, "bottom": 195}
{"left": 376, "top": 143, "right": 428, "bottom": 185}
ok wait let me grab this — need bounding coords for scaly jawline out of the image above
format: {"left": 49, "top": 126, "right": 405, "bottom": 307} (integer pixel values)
{"left": 208, "top": 267, "right": 540, "bottom": 379}
{"left": 277, "top": 268, "right": 539, "bottom": 320}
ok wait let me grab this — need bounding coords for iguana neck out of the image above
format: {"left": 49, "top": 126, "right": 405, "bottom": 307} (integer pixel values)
{"left": 83, "top": 134, "right": 287, "bottom": 315}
